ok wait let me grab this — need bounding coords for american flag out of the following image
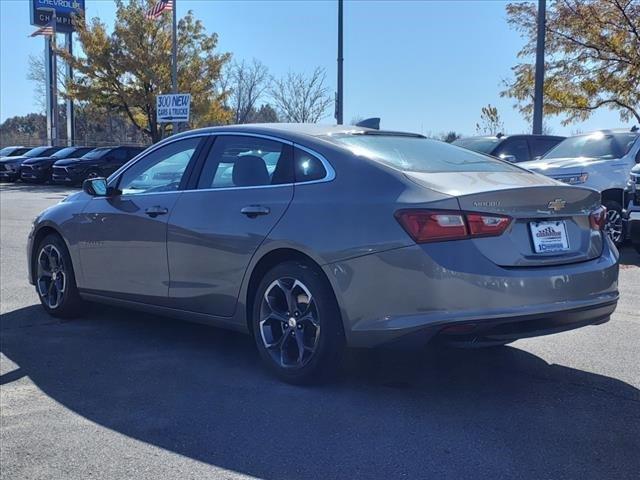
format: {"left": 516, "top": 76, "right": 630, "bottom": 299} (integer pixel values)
{"left": 146, "top": 0, "right": 173, "bottom": 20}
{"left": 30, "top": 19, "right": 56, "bottom": 37}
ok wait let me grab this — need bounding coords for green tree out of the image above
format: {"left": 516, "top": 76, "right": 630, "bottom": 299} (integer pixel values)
{"left": 59, "top": 0, "right": 231, "bottom": 143}
{"left": 502, "top": 0, "right": 640, "bottom": 125}
{"left": 475, "top": 104, "right": 504, "bottom": 135}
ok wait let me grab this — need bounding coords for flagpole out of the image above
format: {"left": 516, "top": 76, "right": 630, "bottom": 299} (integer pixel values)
{"left": 172, "top": 0, "right": 178, "bottom": 133}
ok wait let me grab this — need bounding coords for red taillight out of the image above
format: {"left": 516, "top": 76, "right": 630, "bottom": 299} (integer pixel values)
{"left": 395, "top": 210, "right": 512, "bottom": 243}
{"left": 395, "top": 210, "right": 467, "bottom": 242}
{"left": 589, "top": 205, "right": 606, "bottom": 230}
{"left": 466, "top": 213, "right": 512, "bottom": 237}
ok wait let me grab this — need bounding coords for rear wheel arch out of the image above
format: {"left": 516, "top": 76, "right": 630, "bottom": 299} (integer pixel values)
{"left": 245, "top": 248, "right": 340, "bottom": 336}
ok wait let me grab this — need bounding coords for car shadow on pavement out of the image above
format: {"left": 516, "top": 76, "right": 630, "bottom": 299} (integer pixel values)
{"left": 1, "top": 304, "right": 639, "bottom": 479}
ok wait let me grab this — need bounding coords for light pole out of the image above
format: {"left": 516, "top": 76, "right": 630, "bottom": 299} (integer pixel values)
{"left": 65, "top": 32, "right": 75, "bottom": 146}
{"left": 172, "top": 0, "right": 178, "bottom": 133}
{"left": 336, "top": 0, "right": 344, "bottom": 125}
{"left": 532, "top": 0, "right": 546, "bottom": 135}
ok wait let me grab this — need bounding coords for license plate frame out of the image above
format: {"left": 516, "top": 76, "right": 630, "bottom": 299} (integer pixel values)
{"left": 529, "top": 220, "right": 570, "bottom": 254}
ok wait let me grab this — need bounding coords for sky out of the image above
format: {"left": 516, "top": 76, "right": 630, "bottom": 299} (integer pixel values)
{"left": 0, "top": 0, "right": 632, "bottom": 136}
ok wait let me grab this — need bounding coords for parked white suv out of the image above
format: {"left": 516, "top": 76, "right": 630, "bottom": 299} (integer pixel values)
{"left": 520, "top": 129, "right": 640, "bottom": 245}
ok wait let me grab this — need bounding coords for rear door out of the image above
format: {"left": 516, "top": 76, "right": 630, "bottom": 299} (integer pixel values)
{"left": 167, "top": 134, "right": 294, "bottom": 316}
{"left": 77, "top": 137, "right": 204, "bottom": 302}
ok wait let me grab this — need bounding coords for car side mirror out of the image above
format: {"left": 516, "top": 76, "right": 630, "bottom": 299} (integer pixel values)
{"left": 500, "top": 154, "right": 517, "bottom": 163}
{"left": 635, "top": 150, "right": 640, "bottom": 163}
{"left": 83, "top": 177, "right": 109, "bottom": 196}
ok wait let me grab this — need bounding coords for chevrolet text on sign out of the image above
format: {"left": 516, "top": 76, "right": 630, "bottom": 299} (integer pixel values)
{"left": 157, "top": 94, "right": 191, "bottom": 123}
{"left": 30, "top": 0, "right": 86, "bottom": 33}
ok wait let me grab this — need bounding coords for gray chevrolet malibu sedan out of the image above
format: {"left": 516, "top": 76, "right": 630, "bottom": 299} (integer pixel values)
{"left": 28, "top": 124, "right": 619, "bottom": 383}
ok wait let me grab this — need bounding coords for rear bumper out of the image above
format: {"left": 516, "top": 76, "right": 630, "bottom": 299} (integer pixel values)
{"left": 324, "top": 239, "right": 619, "bottom": 348}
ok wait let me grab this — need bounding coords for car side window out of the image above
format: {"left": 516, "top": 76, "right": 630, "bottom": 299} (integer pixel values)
{"left": 495, "top": 138, "right": 530, "bottom": 162}
{"left": 294, "top": 147, "right": 327, "bottom": 182}
{"left": 117, "top": 137, "right": 201, "bottom": 195}
{"left": 530, "top": 138, "right": 561, "bottom": 158}
{"left": 197, "top": 136, "right": 293, "bottom": 189}
{"left": 110, "top": 148, "right": 128, "bottom": 162}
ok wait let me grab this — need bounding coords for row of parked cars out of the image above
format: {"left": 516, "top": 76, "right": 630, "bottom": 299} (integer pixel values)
{"left": 453, "top": 128, "right": 640, "bottom": 252}
{"left": 0, "top": 145, "right": 146, "bottom": 185}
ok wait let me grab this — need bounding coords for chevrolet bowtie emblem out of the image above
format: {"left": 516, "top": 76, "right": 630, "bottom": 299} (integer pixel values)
{"left": 547, "top": 199, "right": 566, "bottom": 211}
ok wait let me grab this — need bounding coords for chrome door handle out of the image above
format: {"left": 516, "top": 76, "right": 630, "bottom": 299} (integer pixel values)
{"left": 241, "top": 205, "right": 270, "bottom": 218}
{"left": 144, "top": 206, "right": 169, "bottom": 218}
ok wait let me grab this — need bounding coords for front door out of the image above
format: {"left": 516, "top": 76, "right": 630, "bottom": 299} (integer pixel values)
{"left": 77, "top": 137, "right": 203, "bottom": 303}
{"left": 167, "top": 134, "right": 294, "bottom": 316}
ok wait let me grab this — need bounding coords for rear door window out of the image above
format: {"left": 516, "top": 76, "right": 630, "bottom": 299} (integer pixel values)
{"left": 197, "top": 136, "right": 293, "bottom": 189}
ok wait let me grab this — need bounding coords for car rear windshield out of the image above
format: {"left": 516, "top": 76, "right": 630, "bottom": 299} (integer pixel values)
{"left": 544, "top": 132, "right": 638, "bottom": 160}
{"left": 328, "top": 134, "right": 523, "bottom": 173}
{"left": 81, "top": 147, "right": 111, "bottom": 159}
{"left": 452, "top": 137, "right": 501, "bottom": 154}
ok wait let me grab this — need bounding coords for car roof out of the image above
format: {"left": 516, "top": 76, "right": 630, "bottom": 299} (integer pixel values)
{"left": 571, "top": 129, "right": 639, "bottom": 137}
{"left": 173, "top": 123, "right": 393, "bottom": 138}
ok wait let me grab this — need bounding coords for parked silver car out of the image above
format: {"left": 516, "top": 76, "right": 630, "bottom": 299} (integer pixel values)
{"left": 28, "top": 124, "right": 619, "bottom": 383}
{"left": 520, "top": 129, "right": 640, "bottom": 245}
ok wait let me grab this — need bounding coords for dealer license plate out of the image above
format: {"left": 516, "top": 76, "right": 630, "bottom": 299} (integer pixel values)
{"left": 529, "top": 220, "right": 570, "bottom": 253}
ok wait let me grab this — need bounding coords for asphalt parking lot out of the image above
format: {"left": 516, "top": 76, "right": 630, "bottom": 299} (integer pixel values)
{"left": 1, "top": 183, "right": 639, "bottom": 480}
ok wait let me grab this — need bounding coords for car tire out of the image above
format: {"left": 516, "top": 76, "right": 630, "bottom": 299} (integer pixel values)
{"left": 603, "top": 200, "right": 624, "bottom": 246}
{"left": 34, "top": 233, "right": 83, "bottom": 318}
{"left": 252, "top": 260, "right": 345, "bottom": 384}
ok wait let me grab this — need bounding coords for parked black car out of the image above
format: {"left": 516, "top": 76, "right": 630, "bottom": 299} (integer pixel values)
{"left": 453, "top": 134, "right": 565, "bottom": 163}
{"left": 0, "top": 146, "right": 63, "bottom": 182}
{"left": 0, "top": 146, "right": 33, "bottom": 158}
{"left": 51, "top": 146, "right": 146, "bottom": 185}
{"left": 21, "top": 146, "right": 95, "bottom": 183}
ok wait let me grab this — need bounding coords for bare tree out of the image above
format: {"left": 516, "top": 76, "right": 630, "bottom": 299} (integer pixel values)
{"left": 27, "top": 54, "right": 68, "bottom": 113}
{"left": 225, "top": 59, "right": 270, "bottom": 124}
{"left": 269, "top": 67, "right": 333, "bottom": 123}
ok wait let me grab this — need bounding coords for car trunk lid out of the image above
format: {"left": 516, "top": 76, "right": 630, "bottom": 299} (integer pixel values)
{"left": 406, "top": 170, "right": 604, "bottom": 267}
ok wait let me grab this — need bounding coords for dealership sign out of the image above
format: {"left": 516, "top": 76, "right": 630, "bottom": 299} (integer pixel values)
{"left": 157, "top": 94, "right": 191, "bottom": 123}
{"left": 30, "top": 0, "right": 86, "bottom": 33}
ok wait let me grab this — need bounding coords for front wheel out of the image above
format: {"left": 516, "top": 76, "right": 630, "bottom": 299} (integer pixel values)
{"left": 252, "top": 261, "right": 345, "bottom": 384}
{"left": 603, "top": 200, "right": 624, "bottom": 246}
{"left": 34, "top": 233, "right": 83, "bottom": 318}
